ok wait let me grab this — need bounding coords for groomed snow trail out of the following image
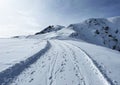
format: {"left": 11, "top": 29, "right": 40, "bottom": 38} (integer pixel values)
{"left": 10, "top": 40, "right": 111, "bottom": 85}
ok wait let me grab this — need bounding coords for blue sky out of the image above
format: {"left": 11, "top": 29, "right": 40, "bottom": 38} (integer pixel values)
{"left": 0, "top": 0, "right": 120, "bottom": 37}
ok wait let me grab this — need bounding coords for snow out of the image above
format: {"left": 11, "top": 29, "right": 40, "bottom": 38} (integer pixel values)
{"left": 0, "top": 16, "right": 120, "bottom": 85}
{"left": 7, "top": 39, "right": 120, "bottom": 85}
{"left": 66, "top": 39, "right": 120, "bottom": 85}
{"left": 35, "top": 25, "right": 65, "bottom": 35}
{"left": 0, "top": 38, "right": 47, "bottom": 72}
{"left": 67, "top": 18, "right": 120, "bottom": 51}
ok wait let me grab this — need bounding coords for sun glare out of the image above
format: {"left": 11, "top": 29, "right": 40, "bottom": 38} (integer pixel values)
{"left": 0, "top": 0, "right": 12, "bottom": 9}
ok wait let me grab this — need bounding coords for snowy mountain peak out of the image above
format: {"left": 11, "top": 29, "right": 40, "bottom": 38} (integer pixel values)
{"left": 108, "top": 16, "right": 120, "bottom": 26}
{"left": 35, "top": 25, "right": 65, "bottom": 35}
{"left": 83, "top": 18, "right": 109, "bottom": 27}
{"left": 67, "top": 17, "right": 120, "bottom": 51}
{"left": 108, "top": 16, "right": 120, "bottom": 22}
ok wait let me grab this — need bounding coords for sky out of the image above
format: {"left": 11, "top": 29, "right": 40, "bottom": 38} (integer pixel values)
{"left": 0, "top": 0, "right": 120, "bottom": 38}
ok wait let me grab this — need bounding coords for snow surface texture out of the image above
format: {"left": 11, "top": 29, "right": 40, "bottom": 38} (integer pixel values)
{"left": 0, "top": 39, "right": 119, "bottom": 85}
{"left": 0, "top": 16, "right": 120, "bottom": 85}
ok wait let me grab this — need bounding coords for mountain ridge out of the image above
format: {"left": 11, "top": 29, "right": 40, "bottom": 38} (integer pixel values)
{"left": 13, "top": 16, "right": 120, "bottom": 51}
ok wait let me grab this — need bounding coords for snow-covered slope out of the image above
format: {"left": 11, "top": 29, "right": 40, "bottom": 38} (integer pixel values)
{"left": 0, "top": 39, "right": 120, "bottom": 85}
{"left": 0, "top": 39, "right": 47, "bottom": 72}
{"left": 18, "top": 16, "right": 120, "bottom": 51}
{"left": 67, "top": 17, "right": 120, "bottom": 51}
{"left": 1, "top": 16, "right": 120, "bottom": 85}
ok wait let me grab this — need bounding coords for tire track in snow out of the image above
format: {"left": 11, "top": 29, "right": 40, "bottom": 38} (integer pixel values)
{"left": 63, "top": 41, "right": 114, "bottom": 85}
{"left": 48, "top": 40, "right": 83, "bottom": 85}
{"left": 0, "top": 41, "right": 51, "bottom": 85}
{"left": 58, "top": 42, "right": 86, "bottom": 85}
{"left": 48, "top": 45, "right": 58, "bottom": 85}
{"left": 51, "top": 42, "right": 86, "bottom": 85}
{"left": 48, "top": 41, "right": 66, "bottom": 85}
{"left": 10, "top": 40, "right": 64, "bottom": 85}
{"left": 11, "top": 40, "right": 58, "bottom": 85}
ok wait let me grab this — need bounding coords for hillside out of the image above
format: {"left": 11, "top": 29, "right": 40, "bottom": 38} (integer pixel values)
{"left": 2, "top": 16, "right": 119, "bottom": 85}
{"left": 22, "top": 16, "right": 120, "bottom": 51}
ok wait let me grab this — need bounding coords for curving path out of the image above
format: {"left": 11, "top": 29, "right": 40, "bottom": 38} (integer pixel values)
{"left": 3, "top": 39, "right": 112, "bottom": 85}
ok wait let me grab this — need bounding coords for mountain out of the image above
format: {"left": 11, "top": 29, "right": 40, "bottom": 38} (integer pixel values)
{"left": 67, "top": 17, "right": 120, "bottom": 51}
{"left": 26, "top": 16, "right": 120, "bottom": 51}
{"left": 35, "top": 25, "right": 65, "bottom": 35}
{"left": 1, "top": 16, "right": 120, "bottom": 85}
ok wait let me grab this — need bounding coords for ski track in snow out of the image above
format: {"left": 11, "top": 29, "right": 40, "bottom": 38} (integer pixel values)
{"left": 0, "top": 39, "right": 117, "bottom": 85}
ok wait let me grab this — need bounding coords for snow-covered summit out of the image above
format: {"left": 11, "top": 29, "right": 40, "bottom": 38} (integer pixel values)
{"left": 35, "top": 25, "right": 65, "bottom": 35}
{"left": 108, "top": 16, "right": 120, "bottom": 23}
{"left": 67, "top": 17, "right": 120, "bottom": 51}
